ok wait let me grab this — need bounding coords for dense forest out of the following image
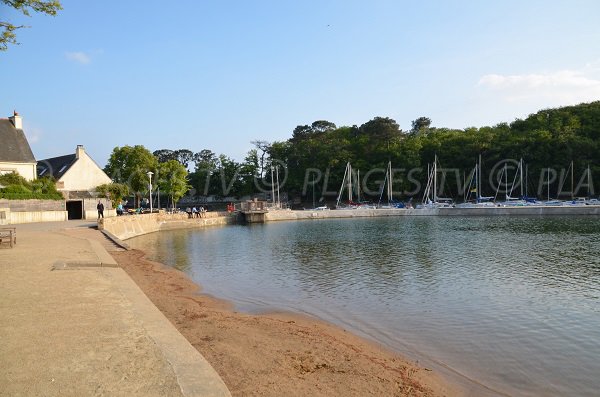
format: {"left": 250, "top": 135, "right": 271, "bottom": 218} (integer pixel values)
{"left": 156, "top": 101, "right": 600, "bottom": 204}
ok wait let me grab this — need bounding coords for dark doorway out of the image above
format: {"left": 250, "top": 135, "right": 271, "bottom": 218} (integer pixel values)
{"left": 66, "top": 200, "right": 83, "bottom": 220}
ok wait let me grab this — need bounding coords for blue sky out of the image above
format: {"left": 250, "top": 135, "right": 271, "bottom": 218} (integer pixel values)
{"left": 2, "top": 0, "right": 600, "bottom": 167}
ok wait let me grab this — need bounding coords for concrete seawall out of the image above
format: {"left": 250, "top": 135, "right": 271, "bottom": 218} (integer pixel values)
{"left": 265, "top": 205, "right": 600, "bottom": 222}
{"left": 99, "top": 212, "right": 236, "bottom": 241}
{"left": 99, "top": 206, "right": 600, "bottom": 240}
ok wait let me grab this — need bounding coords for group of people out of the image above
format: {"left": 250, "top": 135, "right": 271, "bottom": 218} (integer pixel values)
{"left": 185, "top": 206, "right": 206, "bottom": 218}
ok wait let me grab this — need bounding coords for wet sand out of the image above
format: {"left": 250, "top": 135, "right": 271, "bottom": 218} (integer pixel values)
{"left": 112, "top": 248, "right": 461, "bottom": 397}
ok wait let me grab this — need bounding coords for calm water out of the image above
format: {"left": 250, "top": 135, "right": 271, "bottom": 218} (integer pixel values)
{"left": 128, "top": 216, "right": 600, "bottom": 396}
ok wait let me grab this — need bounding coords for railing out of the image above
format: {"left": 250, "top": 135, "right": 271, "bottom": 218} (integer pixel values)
{"left": 238, "top": 201, "right": 267, "bottom": 212}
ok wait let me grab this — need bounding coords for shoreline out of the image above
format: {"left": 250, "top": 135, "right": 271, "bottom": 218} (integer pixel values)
{"left": 112, "top": 247, "right": 463, "bottom": 396}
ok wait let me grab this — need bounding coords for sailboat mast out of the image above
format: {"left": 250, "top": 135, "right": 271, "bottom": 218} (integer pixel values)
{"left": 357, "top": 169, "right": 361, "bottom": 203}
{"left": 276, "top": 165, "right": 281, "bottom": 208}
{"left": 571, "top": 161, "right": 574, "bottom": 200}
{"left": 505, "top": 163, "right": 508, "bottom": 201}
{"left": 336, "top": 162, "right": 349, "bottom": 207}
{"left": 520, "top": 158, "right": 524, "bottom": 197}
{"left": 426, "top": 163, "right": 430, "bottom": 202}
{"left": 525, "top": 164, "right": 528, "bottom": 197}
{"left": 463, "top": 170, "right": 466, "bottom": 201}
{"left": 312, "top": 174, "right": 316, "bottom": 209}
{"left": 348, "top": 163, "right": 352, "bottom": 203}
{"left": 547, "top": 168, "right": 550, "bottom": 201}
{"left": 388, "top": 161, "right": 394, "bottom": 204}
{"left": 588, "top": 165, "right": 591, "bottom": 197}
{"left": 434, "top": 155, "right": 438, "bottom": 203}
{"left": 478, "top": 154, "right": 482, "bottom": 201}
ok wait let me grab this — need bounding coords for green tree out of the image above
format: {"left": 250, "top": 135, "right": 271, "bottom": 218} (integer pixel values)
{"left": 1, "top": 0, "right": 62, "bottom": 51}
{"left": 0, "top": 172, "right": 62, "bottom": 199}
{"left": 174, "top": 149, "right": 194, "bottom": 168}
{"left": 190, "top": 149, "right": 218, "bottom": 197}
{"left": 0, "top": 171, "right": 27, "bottom": 186}
{"left": 153, "top": 149, "right": 176, "bottom": 163}
{"left": 157, "top": 160, "right": 189, "bottom": 209}
{"left": 410, "top": 117, "right": 432, "bottom": 135}
{"left": 96, "top": 183, "right": 130, "bottom": 208}
{"left": 104, "top": 145, "right": 158, "bottom": 207}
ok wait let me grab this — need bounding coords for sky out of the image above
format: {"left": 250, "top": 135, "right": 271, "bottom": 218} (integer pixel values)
{"left": 2, "top": 0, "right": 600, "bottom": 167}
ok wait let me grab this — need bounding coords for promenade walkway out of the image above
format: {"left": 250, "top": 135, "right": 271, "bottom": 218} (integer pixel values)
{"left": 0, "top": 220, "right": 230, "bottom": 397}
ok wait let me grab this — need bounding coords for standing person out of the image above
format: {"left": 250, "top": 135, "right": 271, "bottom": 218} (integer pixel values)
{"left": 97, "top": 200, "right": 104, "bottom": 219}
{"left": 117, "top": 202, "right": 124, "bottom": 216}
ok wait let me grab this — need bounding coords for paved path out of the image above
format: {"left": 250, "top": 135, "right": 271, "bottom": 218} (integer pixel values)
{"left": 0, "top": 220, "right": 231, "bottom": 397}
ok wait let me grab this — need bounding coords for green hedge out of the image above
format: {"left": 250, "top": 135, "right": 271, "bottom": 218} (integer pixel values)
{"left": 0, "top": 192, "right": 64, "bottom": 200}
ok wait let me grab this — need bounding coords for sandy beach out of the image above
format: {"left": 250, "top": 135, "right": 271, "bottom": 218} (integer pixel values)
{"left": 111, "top": 247, "right": 460, "bottom": 397}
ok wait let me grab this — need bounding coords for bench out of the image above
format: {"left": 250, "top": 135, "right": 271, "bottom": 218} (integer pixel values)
{"left": 0, "top": 227, "right": 16, "bottom": 248}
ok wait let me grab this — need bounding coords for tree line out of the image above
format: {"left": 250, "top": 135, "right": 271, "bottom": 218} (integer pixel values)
{"left": 267, "top": 101, "right": 600, "bottom": 202}
{"left": 102, "top": 101, "right": 600, "bottom": 206}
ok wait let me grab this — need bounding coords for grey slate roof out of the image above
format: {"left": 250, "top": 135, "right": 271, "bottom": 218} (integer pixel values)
{"left": 37, "top": 154, "right": 77, "bottom": 180}
{"left": 0, "top": 119, "right": 36, "bottom": 163}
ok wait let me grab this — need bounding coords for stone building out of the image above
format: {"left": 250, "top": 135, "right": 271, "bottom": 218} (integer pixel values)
{"left": 0, "top": 111, "right": 37, "bottom": 180}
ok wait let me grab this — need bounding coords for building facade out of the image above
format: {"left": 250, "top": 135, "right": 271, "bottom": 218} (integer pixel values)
{"left": 38, "top": 145, "right": 113, "bottom": 219}
{"left": 0, "top": 112, "right": 37, "bottom": 180}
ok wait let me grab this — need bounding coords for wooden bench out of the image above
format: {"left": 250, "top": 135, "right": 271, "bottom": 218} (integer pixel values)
{"left": 0, "top": 227, "right": 16, "bottom": 248}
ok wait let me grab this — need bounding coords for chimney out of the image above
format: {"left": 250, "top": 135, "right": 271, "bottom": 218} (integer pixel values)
{"left": 76, "top": 145, "right": 85, "bottom": 159}
{"left": 8, "top": 110, "right": 22, "bottom": 129}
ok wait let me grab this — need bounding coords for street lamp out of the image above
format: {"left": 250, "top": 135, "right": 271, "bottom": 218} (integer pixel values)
{"left": 147, "top": 171, "right": 154, "bottom": 214}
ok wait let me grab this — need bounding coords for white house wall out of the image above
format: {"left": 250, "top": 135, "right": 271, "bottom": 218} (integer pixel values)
{"left": 0, "top": 161, "right": 37, "bottom": 181}
{"left": 58, "top": 152, "right": 112, "bottom": 191}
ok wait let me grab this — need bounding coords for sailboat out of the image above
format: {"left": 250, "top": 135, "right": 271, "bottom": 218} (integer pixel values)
{"left": 377, "top": 161, "right": 405, "bottom": 208}
{"left": 456, "top": 155, "right": 495, "bottom": 208}
{"left": 497, "top": 159, "right": 531, "bottom": 206}
{"left": 335, "top": 163, "right": 373, "bottom": 209}
{"left": 541, "top": 166, "right": 564, "bottom": 206}
{"left": 564, "top": 163, "right": 598, "bottom": 206}
{"left": 335, "top": 162, "right": 353, "bottom": 209}
{"left": 417, "top": 155, "right": 453, "bottom": 209}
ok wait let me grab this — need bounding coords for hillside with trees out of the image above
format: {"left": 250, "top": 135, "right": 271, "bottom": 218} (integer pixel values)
{"left": 150, "top": 101, "right": 600, "bottom": 204}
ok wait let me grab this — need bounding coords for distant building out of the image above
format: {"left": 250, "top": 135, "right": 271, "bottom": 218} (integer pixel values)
{"left": 0, "top": 111, "right": 37, "bottom": 180}
{"left": 37, "top": 145, "right": 113, "bottom": 219}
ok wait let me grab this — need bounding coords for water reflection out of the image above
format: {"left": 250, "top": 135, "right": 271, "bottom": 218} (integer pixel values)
{"left": 128, "top": 216, "right": 600, "bottom": 396}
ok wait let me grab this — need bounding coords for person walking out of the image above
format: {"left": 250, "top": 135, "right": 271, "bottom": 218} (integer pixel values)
{"left": 97, "top": 200, "right": 105, "bottom": 219}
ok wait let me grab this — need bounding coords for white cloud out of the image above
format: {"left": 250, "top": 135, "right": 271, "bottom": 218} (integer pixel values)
{"left": 65, "top": 51, "right": 92, "bottom": 64}
{"left": 477, "top": 68, "right": 600, "bottom": 104}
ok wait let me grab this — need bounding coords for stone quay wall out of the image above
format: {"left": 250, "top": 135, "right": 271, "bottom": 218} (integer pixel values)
{"left": 99, "top": 211, "right": 235, "bottom": 241}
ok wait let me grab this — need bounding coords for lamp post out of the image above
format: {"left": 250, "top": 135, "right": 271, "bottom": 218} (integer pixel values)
{"left": 147, "top": 171, "right": 153, "bottom": 214}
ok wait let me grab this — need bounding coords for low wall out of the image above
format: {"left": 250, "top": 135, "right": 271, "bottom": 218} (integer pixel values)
{"left": 0, "top": 199, "right": 69, "bottom": 224}
{"left": 9, "top": 210, "right": 68, "bottom": 224}
{"left": 265, "top": 208, "right": 407, "bottom": 221}
{"left": 265, "top": 206, "right": 600, "bottom": 222}
{"left": 99, "top": 211, "right": 235, "bottom": 240}
{"left": 0, "top": 199, "right": 64, "bottom": 212}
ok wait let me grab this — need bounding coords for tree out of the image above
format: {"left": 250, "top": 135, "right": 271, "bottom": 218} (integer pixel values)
{"left": 411, "top": 117, "right": 432, "bottom": 135}
{"left": 104, "top": 145, "right": 158, "bottom": 207}
{"left": 174, "top": 149, "right": 194, "bottom": 168}
{"left": 0, "top": 172, "right": 62, "bottom": 199}
{"left": 1, "top": 0, "right": 62, "bottom": 51}
{"left": 311, "top": 120, "right": 336, "bottom": 134}
{"left": 153, "top": 149, "right": 176, "bottom": 163}
{"left": 96, "top": 183, "right": 130, "bottom": 208}
{"left": 250, "top": 140, "right": 271, "bottom": 179}
{"left": 157, "top": 160, "right": 189, "bottom": 209}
